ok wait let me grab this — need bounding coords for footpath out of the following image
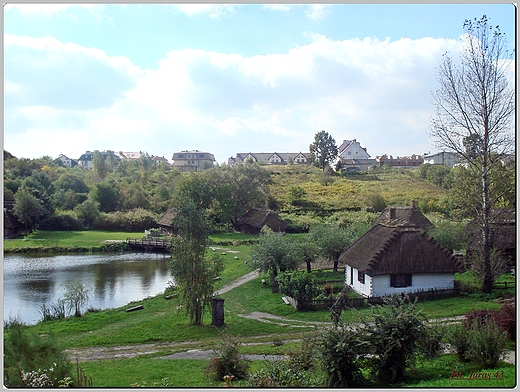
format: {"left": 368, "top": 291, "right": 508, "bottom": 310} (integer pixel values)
{"left": 65, "top": 271, "right": 515, "bottom": 365}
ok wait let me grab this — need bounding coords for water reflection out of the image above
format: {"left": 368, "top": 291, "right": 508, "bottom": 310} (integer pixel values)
{"left": 4, "top": 253, "right": 173, "bottom": 325}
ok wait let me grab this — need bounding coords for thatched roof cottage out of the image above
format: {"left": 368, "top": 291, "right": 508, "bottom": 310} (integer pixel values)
{"left": 339, "top": 223, "right": 464, "bottom": 298}
{"left": 237, "top": 208, "right": 288, "bottom": 234}
{"left": 156, "top": 208, "right": 178, "bottom": 235}
{"left": 372, "top": 204, "right": 435, "bottom": 231}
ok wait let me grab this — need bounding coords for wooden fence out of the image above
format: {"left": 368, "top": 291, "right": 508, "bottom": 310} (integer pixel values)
{"left": 288, "top": 288, "right": 462, "bottom": 311}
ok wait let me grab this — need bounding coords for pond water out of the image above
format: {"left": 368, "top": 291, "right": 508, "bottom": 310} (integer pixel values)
{"left": 3, "top": 252, "right": 173, "bottom": 325}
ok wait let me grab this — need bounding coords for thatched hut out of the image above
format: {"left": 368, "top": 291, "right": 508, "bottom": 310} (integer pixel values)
{"left": 465, "top": 209, "right": 516, "bottom": 268}
{"left": 373, "top": 203, "right": 434, "bottom": 231}
{"left": 339, "top": 223, "right": 464, "bottom": 297}
{"left": 4, "top": 205, "right": 24, "bottom": 239}
{"left": 237, "top": 208, "right": 288, "bottom": 234}
{"left": 156, "top": 208, "right": 178, "bottom": 235}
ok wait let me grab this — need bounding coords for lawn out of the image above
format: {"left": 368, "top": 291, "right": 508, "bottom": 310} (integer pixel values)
{"left": 3, "top": 230, "right": 143, "bottom": 253}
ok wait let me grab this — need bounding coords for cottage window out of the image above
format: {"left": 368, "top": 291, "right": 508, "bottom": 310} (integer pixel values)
{"left": 358, "top": 271, "right": 365, "bottom": 284}
{"left": 390, "top": 274, "right": 412, "bottom": 288}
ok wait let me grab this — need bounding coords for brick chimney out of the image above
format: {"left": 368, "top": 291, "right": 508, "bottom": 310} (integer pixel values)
{"left": 388, "top": 207, "right": 396, "bottom": 220}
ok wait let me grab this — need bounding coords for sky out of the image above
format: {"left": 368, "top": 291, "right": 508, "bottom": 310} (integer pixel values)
{"left": 3, "top": 2, "right": 516, "bottom": 164}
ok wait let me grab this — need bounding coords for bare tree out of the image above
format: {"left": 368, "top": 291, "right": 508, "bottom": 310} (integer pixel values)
{"left": 429, "top": 16, "right": 515, "bottom": 293}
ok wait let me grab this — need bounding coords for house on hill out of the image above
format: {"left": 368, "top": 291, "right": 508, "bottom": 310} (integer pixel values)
{"left": 172, "top": 150, "right": 215, "bottom": 172}
{"left": 237, "top": 208, "right": 288, "bottom": 234}
{"left": 339, "top": 223, "right": 464, "bottom": 297}
{"left": 228, "top": 152, "right": 310, "bottom": 166}
{"left": 373, "top": 204, "right": 435, "bottom": 232}
{"left": 335, "top": 139, "right": 376, "bottom": 172}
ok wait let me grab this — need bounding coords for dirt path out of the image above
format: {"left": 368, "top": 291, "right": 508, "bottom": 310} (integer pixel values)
{"left": 64, "top": 272, "right": 515, "bottom": 365}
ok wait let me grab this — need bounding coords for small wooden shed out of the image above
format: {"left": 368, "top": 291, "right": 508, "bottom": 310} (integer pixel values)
{"left": 237, "top": 208, "right": 288, "bottom": 234}
{"left": 340, "top": 222, "right": 464, "bottom": 298}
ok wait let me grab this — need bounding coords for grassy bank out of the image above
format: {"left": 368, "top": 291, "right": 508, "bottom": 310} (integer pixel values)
{"left": 3, "top": 230, "right": 143, "bottom": 253}
{"left": 5, "top": 231, "right": 515, "bottom": 387}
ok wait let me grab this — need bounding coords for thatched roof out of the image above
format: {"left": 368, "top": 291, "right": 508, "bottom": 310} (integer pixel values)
{"left": 157, "top": 208, "right": 176, "bottom": 229}
{"left": 4, "top": 207, "right": 24, "bottom": 238}
{"left": 373, "top": 205, "right": 434, "bottom": 231}
{"left": 237, "top": 208, "right": 288, "bottom": 234}
{"left": 338, "top": 223, "right": 464, "bottom": 276}
{"left": 466, "top": 209, "right": 516, "bottom": 259}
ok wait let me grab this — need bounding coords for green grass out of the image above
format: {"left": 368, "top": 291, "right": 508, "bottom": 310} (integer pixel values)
{"left": 3, "top": 230, "right": 143, "bottom": 252}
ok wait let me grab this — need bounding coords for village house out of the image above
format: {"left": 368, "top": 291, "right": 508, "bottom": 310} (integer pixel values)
{"left": 335, "top": 139, "right": 376, "bottom": 172}
{"left": 228, "top": 152, "right": 310, "bottom": 166}
{"left": 422, "top": 151, "right": 461, "bottom": 167}
{"left": 116, "top": 151, "right": 146, "bottom": 160}
{"left": 339, "top": 205, "right": 463, "bottom": 297}
{"left": 375, "top": 154, "right": 424, "bottom": 168}
{"left": 236, "top": 208, "right": 289, "bottom": 234}
{"left": 78, "top": 150, "right": 120, "bottom": 169}
{"left": 372, "top": 203, "right": 435, "bottom": 231}
{"left": 465, "top": 209, "right": 516, "bottom": 270}
{"left": 56, "top": 153, "right": 79, "bottom": 168}
{"left": 172, "top": 150, "right": 215, "bottom": 172}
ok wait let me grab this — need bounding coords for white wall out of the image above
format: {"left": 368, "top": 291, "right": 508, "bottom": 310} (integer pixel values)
{"left": 345, "top": 266, "right": 372, "bottom": 297}
{"left": 339, "top": 140, "right": 370, "bottom": 159}
{"left": 346, "top": 267, "right": 455, "bottom": 297}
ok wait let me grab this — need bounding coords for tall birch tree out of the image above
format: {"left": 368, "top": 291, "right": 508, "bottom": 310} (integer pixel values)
{"left": 429, "top": 16, "right": 515, "bottom": 293}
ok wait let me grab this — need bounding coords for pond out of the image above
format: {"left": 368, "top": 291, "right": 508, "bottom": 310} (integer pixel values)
{"left": 4, "top": 252, "right": 173, "bottom": 325}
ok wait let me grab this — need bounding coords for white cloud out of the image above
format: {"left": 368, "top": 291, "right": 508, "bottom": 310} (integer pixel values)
{"left": 172, "top": 4, "right": 237, "bottom": 19}
{"left": 262, "top": 4, "right": 330, "bottom": 20}
{"left": 5, "top": 4, "right": 110, "bottom": 22}
{"left": 5, "top": 33, "right": 466, "bottom": 162}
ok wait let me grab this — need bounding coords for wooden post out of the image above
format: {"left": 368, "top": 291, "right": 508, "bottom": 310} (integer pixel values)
{"left": 211, "top": 298, "right": 225, "bottom": 327}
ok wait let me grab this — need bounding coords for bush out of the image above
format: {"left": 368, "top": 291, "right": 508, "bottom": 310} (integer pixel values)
{"left": 93, "top": 208, "right": 158, "bottom": 232}
{"left": 359, "top": 295, "right": 429, "bottom": 384}
{"left": 276, "top": 271, "right": 320, "bottom": 302}
{"left": 246, "top": 359, "right": 323, "bottom": 387}
{"left": 4, "top": 324, "right": 72, "bottom": 387}
{"left": 317, "top": 323, "right": 367, "bottom": 387}
{"left": 205, "top": 331, "right": 250, "bottom": 382}
{"left": 40, "top": 211, "right": 85, "bottom": 231}
{"left": 465, "top": 319, "right": 509, "bottom": 369}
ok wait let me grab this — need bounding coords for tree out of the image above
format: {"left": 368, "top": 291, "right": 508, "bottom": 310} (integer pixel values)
{"left": 309, "top": 224, "right": 352, "bottom": 273}
{"left": 429, "top": 15, "right": 515, "bottom": 293}
{"left": 89, "top": 182, "right": 119, "bottom": 213}
{"left": 62, "top": 281, "right": 90, "bottom": 317}
{"left": 92, "top": 150, "right": 107, "bottom": 179}
{"left": 207, "top": 163, "right": 271, "bottom": 229}
{"left": 13, "top": 188, "right": 47, "bottom": 231}
{"left": 251, "top": 228, "right": 301, "bottom": 293}
{"left": 169, "top": 197, "right": 223, "bottom": 325}
{"left": 309, "top": 130, "right": 338, "bottom": 171}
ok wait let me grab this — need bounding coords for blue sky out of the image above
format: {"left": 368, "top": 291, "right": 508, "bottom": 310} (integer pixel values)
{"left": 3, "top": 3, "right": 516, "bottom": 163}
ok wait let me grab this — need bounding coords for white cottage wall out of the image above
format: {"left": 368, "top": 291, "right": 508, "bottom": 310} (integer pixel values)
{"left": 372, "top": 273, "right": 455, "bottom": 297}
{"left": 345, "top": 266, "right": 372, "bottom": 297}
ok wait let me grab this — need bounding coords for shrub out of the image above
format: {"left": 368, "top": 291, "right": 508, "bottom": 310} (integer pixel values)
{"left": 494, "top": 304, "right": 516, "bottom": 341}
{"left": 205, "top": 331, "right": 250, "bottom": 382}
{"left": 465, "top": 319, "right": 509, "bottom": 369}
{"left": 445, "top": 324, "right": 472, "bottom": 363}
{"left": 246, "top": 359, "right": 323, "bottom": 387}
{"left": 359, "top": 295, "right": 429, "bottom": 384}
{"left": 4, "top": 324, "right": 72, "bottom": 387}
{"left": 317, "top": 323, "right": 367, "bottom": 387}
{"left": 276, "top": 271, "right": 320, "bottom": 302}
{"left": 93, "top": 208, "right": 158, "bottom": 232}
{"left": 40, "top": 211, "right": 85, "bottom": 231}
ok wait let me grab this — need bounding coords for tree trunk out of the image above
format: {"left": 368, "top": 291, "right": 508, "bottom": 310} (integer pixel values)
{"left": 481, "top": 157, "right": 493, "bottom": 294}
{"left": 270, "top": 270, "right": 279, "bottom": 293}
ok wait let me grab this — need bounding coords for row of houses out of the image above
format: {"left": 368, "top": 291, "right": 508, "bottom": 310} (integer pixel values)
{"left": 56, "top": 140, "right": 470, "bottom": 174}
{"left": 56, "top": 150, "right": 215, "bottom": 172}
{"left": 227, "top": 139, "right": 462, "bottom": 171}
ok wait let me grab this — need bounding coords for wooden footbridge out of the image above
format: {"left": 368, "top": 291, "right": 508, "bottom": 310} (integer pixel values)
{"left": 125, "top": 237, "right": 173, "bottom": 253}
